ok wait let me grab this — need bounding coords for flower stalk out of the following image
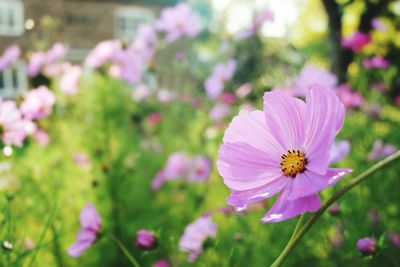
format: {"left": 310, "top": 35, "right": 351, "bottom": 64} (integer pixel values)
{"left": 271, "top": 150, "right": 400, "bottom": 267}
{"left": 109, "top": 234, "right": 141, "bottom": 267}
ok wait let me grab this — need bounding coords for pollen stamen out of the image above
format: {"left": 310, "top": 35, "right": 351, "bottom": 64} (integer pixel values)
{"left": 280, "top": 149, "right": 307, "bottom": 178}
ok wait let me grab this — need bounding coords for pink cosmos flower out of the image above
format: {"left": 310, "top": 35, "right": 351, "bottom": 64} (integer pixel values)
{"left": 179, "top": 215, "right": 217, "bottom": 262}
{"left": 34, "top": 129, "right": 49, "bottom": 147}
{"left": 151, "top": 171, "right": 166, "bottom": 192}
{"left": 163, "top": 152, "right": 190, "bottom": 180}
{"left": 221, "top": 92, "right": 236, "bottom": 105}
{"left": 60, "top": 65, "right": 82, "bottom": 95}
{"left": 135, "top": 229, "right": 158, "bottom": 250}
{"left": 67, "top": 204, "right": 102, "bottom": 257}
{"left": 0, "top": 100, "right": 27, "bottom": 147}
{"left": 45, "top": 42, "right": 69, "bottom": 64}
{"left": 342, "top": 31, "right": 371, "bottom": 53}
{"left": 217, "top": 86, "right": 351, "bottom": 223}
{"left": 85, "top": 40, "right": 121, "bottom": 68}
{"left": 357, "top": 237, "right": 377, "bottom": 255}
{"left": 205, "top": 59, "right": 236, "bottom": 100}
{"left": 236, "top": 83, "right": 252, "bottom": 98}
{"left": 148, "top": 112, "right": 163, "bottom": 125}
{"left": 367, "top": 139, "right": 397, "bottom": 161}
{"left": 336, "top": 84, "right": 363, "bottom": 109}
{"left": 0, "top": 45, "right": 21, "bottom": 71}
{"left": 152, "top": 259, "right": 170, "bottom": 267}
{"left": 293, "top": 66, "right": 337, "bottom": 96}
{"left": 363, "top": 56, "right": 389, "bottom": 69}
{"left": 187, "top": 156, "right": 211, "bottom": 183}
{"left": 329, "top": 140, "right": 350, "bottom": 164}
{"left": 155, "top": 3, "right": 202, "bottom": 43}
{"left": 21, "top": 86, "right": 56, "bottom": 120}
{"left": 27, "top": 51, "right": 47, "bottom": 77}
{"left": 209, "top": 103, "right": 230, "bottom": 122}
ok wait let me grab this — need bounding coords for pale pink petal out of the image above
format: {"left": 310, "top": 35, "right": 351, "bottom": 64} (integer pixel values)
{"left": 80, "top": 204, "right": 102, "bottom": 232}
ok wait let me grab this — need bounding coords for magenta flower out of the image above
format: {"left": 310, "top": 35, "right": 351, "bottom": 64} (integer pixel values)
{"left": 179, "top": 215, "right": 217, "bottom": 262}
{"left": 155, "top": 3, "right": 202, "bottom": 43}
{"left": 329, "top": 140, "right": 350, "bottom": 164}
{"left": 67, "top": 204, "right": 102, "bottom": 257}
{"left": 205, "top": 59, "right": 236, "bottom": 100}
{"left": 135, "top": 229, "right": 158, "bottom": 250}
{"left": 363, "top": 56, "right": 389, "bottom": 69}
{"left": 0, "top": 100, "right": 27, "bottom": 147}
{"left": 293, "top": 66, "right": 337, "bottom": 96}
{"left": 217, "top": 86, "right": 351, "bottom": 223}
{"left": 148, "top": 112, "right": 163, "bottom": 125}
{"left": 187, "top": 156, "right": 211, "bottom": 183}
{"left": 21, "top": 86, "right": 56, "bottom": 120}
{"left": 336, "top": 84, "right": 363, "bottom": 109}
{"left": 152, "top": 259, "right": 170, "bottom": 267}
{"left": 0, "top": 45, "right": 21, "bottom": 71}
{"left": 367, "top": 139, "right": 397, "bottom": 161}
{"left": 60, "top": 65, "right": 82, "bottom": 95}
{"left": 342, "top": 31, "right": 371, "bottom": 53}
{"left": 85, "top": 40, "right": 121, "bottom": 68}
{"left": 357, "top": 237, "right": 377, "bottom": 255}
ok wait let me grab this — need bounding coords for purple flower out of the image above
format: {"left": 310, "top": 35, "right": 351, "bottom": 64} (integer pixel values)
{"left": 363, "top": 56, "right": 389, "bottom": 69}
{"left": 155, "top": 3, "right": 202, "bottom": 43}
{"left": 60, "top": 65, "right": 82, "bottom": 95}
{"left": 293, "top": 66, "right": 337, "bottom": 96}
{"left": 342, "top": 31, "right": 371, "bottom": 53}
{"left": 85, "top": 40, "right": 121, "bottom": 68}
{"left": 209, "top": 103, "right": 230, "bottom": 122}
{"left": 163, "top": 152, "right": 190, "bottom": 180}
{"left": 21, "top": 86, "right": 56, "bottom": 120}
{"left": 27, "top": 51, "right": 47, "bottom": 77}
{"left": 0, "top": 45, "right": 21, "bottom": 71}
{"left": 329, "top": 140, "right": 350, "bottom": 164}
{"left": 336, "top": 84, "right": 363, "bottom": 109}
{"left": 367, "top": 139, "right": 397, "bottom": 161}
{"left": 152, "top": 259, "right": 170, "bottom": 267}
{"left": 45, "top": 42, "right": 69, "bottom": 64}
{"left": 151, "top": 171, "right": 166, "bottom": 192}
{"left": 135, "top": 229, "right": 158, "bottom": 250}
{"left": 187, "top": 156, "right": 211, "bottom": 183}
{"left": 67, "top": 204, "right": 102, "bottom": 257}
{"left": 0, "top": 100, "right": 27, "bottom": 147}
{"left": 357, "top": 237, "right": 377, "bottom": 255}
{"left": 179, "top": 215, "right": 217, "bottom": 262}
{"left": 388, "top": 233, "right": 400, "bottom": 249}
{"left": 372, "top": 19, "right": 386, "bottom": 31}
{"left": 205, "top": 59, "right": 236, "bottom": 100}
{"left": 236, "top": 83, "right": 252, "bottom": 98}
{"left": 217, "top": 86, "right": 351, "bottom": 223}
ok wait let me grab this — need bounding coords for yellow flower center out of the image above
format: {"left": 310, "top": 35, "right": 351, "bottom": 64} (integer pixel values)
{"left": 280, "top": 150, "right": 308, "bottom": 178}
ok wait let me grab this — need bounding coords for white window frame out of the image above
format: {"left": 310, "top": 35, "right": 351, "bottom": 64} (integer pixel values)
{"left": 114, "top": 7, "right": 155, "bottom": 41}
{"left": 0, "top": 0, "right": 24, "bottom": 36}
{"left": 0, "top": 60, "right": 27, "bottom": 99}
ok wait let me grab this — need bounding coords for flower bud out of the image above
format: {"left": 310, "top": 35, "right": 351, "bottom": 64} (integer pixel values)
{"left": 152, "top": 259, "right": 170, "bottom": 267}
{"left": 357, "top": 237, "right": 377, "bottom": 255}
{"left": 135, "top": 229, "right": 158, "bottom": 250}
{"left": 328, "top": 203, "right": 340, "bottom": 215}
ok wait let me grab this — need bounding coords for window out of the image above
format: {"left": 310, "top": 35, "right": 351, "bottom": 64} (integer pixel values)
{"left": 115, "top": 7, "right": 155, "bottom": 41}
{"left": 0, "top": 0, "right": 24, "bottom": 36}
{"left": 0, "top": 61, "right": 27, "bottom": 98}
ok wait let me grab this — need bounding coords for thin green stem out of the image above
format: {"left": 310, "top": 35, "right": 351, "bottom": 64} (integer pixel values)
{"left": 271, "top": 150, "right": 400, "bottom": 267}
{"left": 109, "top": 234, "right": 141, "bottom": 267}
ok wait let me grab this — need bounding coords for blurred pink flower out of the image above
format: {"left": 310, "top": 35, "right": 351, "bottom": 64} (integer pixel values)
{"left": 135, "top": 229, "right": 158, "bottom": 250}
{"left": 73, "top": 153, "right": 89, "bottom": 165}
{"left": 0, "top": 45, "right": 21, "bottom": 71}
{"left": 336, "top": 84, "right": 363, "bottom": 109}
{"left": 34, "top": 129, "right": 49, "bottom": 147}
{"left": 151, "top": 171, "right": 166, "bottom": 192}
{"left": 293, "top": 66, "right": 337, "bottom": 96}
{"left": 363, "top": 56, "right": 389, "bottom": 69}
{"left": 187, "top": 156, "right": 211, "bottom": 183}
{"left": 236, "top": 83, "right": 252, "bottom": 98}
{"left": 357, "top": 237, "right": 377, "bottom": 255}
{"left": 253, "top": 9, "right": 274, "bottom": 29}
{"left": 67, "top": 204, "right": 102, "bottom": 257}
{"left": 371, "top": 81, "right": 386, "bottom": 92}
{"left": 209, "top": 103, "right": 230, "bottom": 122}
{"left": 388, "top": 233, "right": 400, "bottom": 249}
{"left": 394, "top": 96, "right": 400, "bottom": 106}
{"left": 342, "top": 31, "right": 371, "bottom": 53}
{"left": 112, "top": 48, "right": 147, "bottom": 85}
{"left": 329, "top": 140, "right": 350, "bottom": 164}
{"left": 85, "top": 40, "right": 121, "bottom": 68}
{"left": 367, "top": 139, "right": 397, "bottom": 161}
{"left": 155, "top": 3, "right": 202, "bottom": 43}
{"left": 157, "top": 89, "right": 175, "bottom": 103}
{"left": 221, "top": 92, "right": 236, "bottom": 105}
{"left": 152, "top": 259, "right": 170, "bottom": 267}
{"left": 163, "top": 152, "right": 190, "bottom": 180}
{"left": 0, "top": 100, "right": 27, "bottom": 147}
{"left": 21, "top": 86, "right": 56, "bottom": 120}
{"left": 205, "top": 59, "right": 236, "bottom": 99}
{"left": 131, "top": 24, "right": 157, "bottom": 55}
{"left": 60, "top": 65, "right": 82, "bottom": 95}
{"left": 179, "top": 215, "right": 217, "bottom": 262}
{"left": 148, "top": 112, "right": 163, "bottom": 125}
{"left": 27, "top": 51, "right": 47, "bottom": 77}
{"left": 45, "top": 43, "right": 69, "bottom": 64}
{"left": 372, "top": 18, "right": 386, "bottom": 31}
{"left": 132, "top": 84, "right": 151, "bottom": 102}
{"left": 217, "top": 86, "right": 351, "bottom": 223}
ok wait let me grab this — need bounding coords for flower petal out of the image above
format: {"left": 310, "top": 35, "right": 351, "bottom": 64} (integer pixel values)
{"left": 287, "top": 168, "right": 352, "bottom": 200}
{"left": 303, "top": 85, "right": 345, "bottom": 174}
{"left": 67, "top": 229, "right": 97, "bottom": 257}
{"left": 261, "top": 187, "right": 320, "bottom": 223}
{"left": 227, "top": 177, "right": 289, "bottom": 211}
{"left": 80, "top": 204, "right": 102, "bottom": 231}
{"left": 217, "top": 142, "right": 282, "bottom": 190}
{"left": 263, "top": 90, "right": 307, "bottom": 150}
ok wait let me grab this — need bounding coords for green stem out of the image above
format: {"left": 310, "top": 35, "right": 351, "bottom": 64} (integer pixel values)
{"left": 271, "top": 150, "right": 400, "bottom": 267}
{"left": 109, "top": 234, "right": 141, "bottom": 267}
